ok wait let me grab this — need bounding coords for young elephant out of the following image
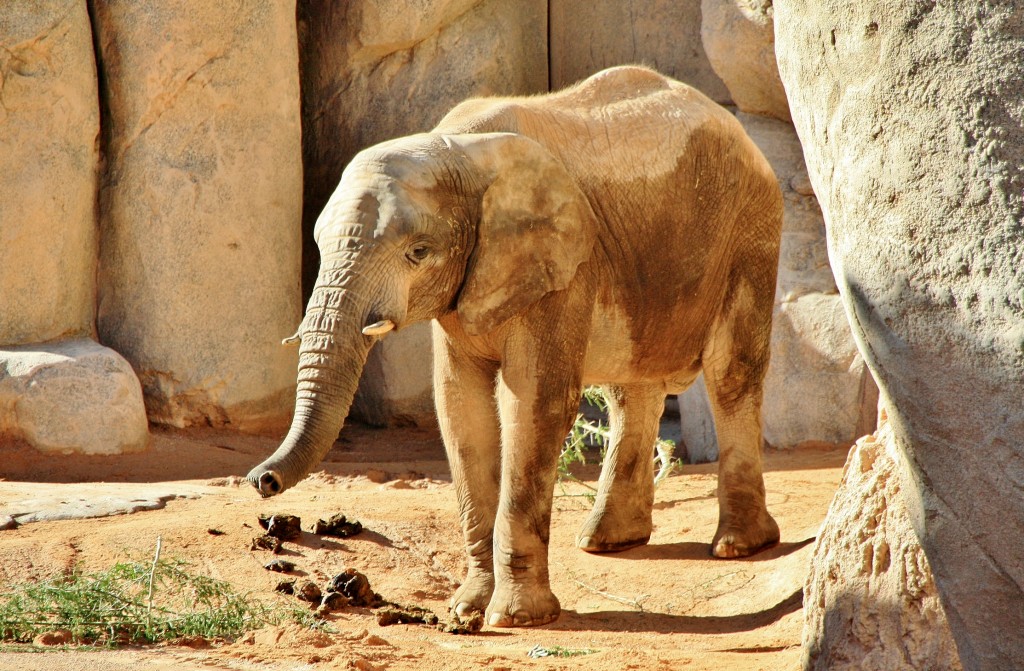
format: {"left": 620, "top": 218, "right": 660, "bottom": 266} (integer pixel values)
{"left": 246, "top": 66, "right": 783, "bottom": 628}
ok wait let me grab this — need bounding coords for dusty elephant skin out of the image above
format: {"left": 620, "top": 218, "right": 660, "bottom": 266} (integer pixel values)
{"left": 247, "top": 66, "right": 783, "bottom": 629}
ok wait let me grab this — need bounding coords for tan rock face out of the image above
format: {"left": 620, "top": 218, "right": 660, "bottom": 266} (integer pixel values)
{"left": 700, "top": 0, "right": 790, "bottom": 121}
{"left": 0, "top": 0, "right": 99, "bottom": 345}
{"left": 803, "top": 422, "right": 961, "bottom": 670}
{"left": 298, "top": 0, "right": 547, "bottom": 427}
{"left": 549, "top": 0, "right": 730, "bottom": 100}
{"left": 0, "top": 340, "right": 149, "bottom": 455}
{"left": 776, "top": 1, "right": 1024, "bottom": 666}
{"left": 349, "top": 323, "right": 438, "bottom": 428}
{"left": 92, "top": 1, "right": 303, "bottom": 430}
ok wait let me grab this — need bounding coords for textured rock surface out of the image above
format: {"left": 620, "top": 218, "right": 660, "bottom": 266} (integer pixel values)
{"left": 0, "top": 339, "right": 149, "bottom": 455}
{"left": 350, "top": 323, "right": 437, "bottom": 428}
{"left": 92, "top": 1, "right": 302, "bottom": 431}
{"left": 549, "top": 0, "right": 730, "bottom": 100}
{"left": 701, "top": 0, "right": 790, "bottom": 121}
{"left": 3, "top": 493, "right": 185, "bottom": 525}
{"left": 803, "top": 421, "right": 961, "bottom": 670}
{"left": 299, "top": 0, "right": 547, "bottom": 426}
{"left": 776, "top": 2, "right": 1024, "bottom": 666}
{"left": 0, "top": 0, "right": 99, "bottom": 345}
{"left": 677, "top": 374, "right": 718, "bottom": 463}
{"left": 766, "top": 293, "right": 878, "bottom": 447}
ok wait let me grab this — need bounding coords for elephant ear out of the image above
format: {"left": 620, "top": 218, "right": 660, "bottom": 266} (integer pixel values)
{"left": 447, "top": 132, "right": 597, "bottom": 336}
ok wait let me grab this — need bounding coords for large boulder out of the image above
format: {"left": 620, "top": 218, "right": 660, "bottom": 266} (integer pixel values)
{"left": 298, "top": 0, "right": 548, "bottom": 426}
{"left": 766, "top": 293, "right": 878, "bottom": 447}
{"left": 803, "top": 420, "right": 961, "bottom": 670}
{"left": 549, "top": 0, "right": 730, "bottom": 100}
{"left": 701, "top": 0, "right": 791, "bottom": 121}
{"left": 0, "top": 340, "right": 149, "bottom": 455}
{"left": 0, "top": 0, "right": 99, "bottom": 345}
{"left": 776, "top": 2, "right": 1024, "bottom": 667}
{"left": 92, "top": 1, "right": 303, "bottom": 431}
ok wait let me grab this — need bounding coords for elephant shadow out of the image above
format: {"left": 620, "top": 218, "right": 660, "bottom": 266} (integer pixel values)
{"left": 550, "top": 588, "right": 803, "bottom": 635}
{"left": 613, "top": 537, "right": 815, "bottom": 562}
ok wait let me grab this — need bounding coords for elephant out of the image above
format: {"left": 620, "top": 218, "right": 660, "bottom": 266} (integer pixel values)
{"left": 246, "top": 65, "right": 783, "bottom": 628}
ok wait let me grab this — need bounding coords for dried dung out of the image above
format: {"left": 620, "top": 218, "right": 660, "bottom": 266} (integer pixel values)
{"left": 328, "top": 568, "right": 383, "bottom": 607}
{"left": 295, "top": 580, "right": 322, "bottom": 603}
{"left": 439, "top": 612, "right": 485, "bottom": 635}
{"left": 264, "top": 559, "right": 296, "bottom": 573}
{"left": 376, "top": 604, "right": 439, "bottom": 627}
{"left": 250, "top": 534, "right": 283, "bottom": 553}
{"left": 258, "top": 513, "right": 302, "bottom": 540}
{"left": 311, "top": 513, "right": 363, "bottom": 538}
{"left": 318, "top": 591, "right": 350, "bottom": 612}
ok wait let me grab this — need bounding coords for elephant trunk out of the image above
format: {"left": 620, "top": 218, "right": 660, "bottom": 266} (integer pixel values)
{"left": 246, "top": 254, "right": 374, "bottom": 497}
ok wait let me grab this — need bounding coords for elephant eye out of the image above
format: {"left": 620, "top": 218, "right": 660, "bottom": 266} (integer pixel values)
{"left": 407, "top": 245, "right": 431, "bottom": 264}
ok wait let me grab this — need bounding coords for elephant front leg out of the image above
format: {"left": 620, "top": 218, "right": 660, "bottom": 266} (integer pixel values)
{"left": 433, "top": 325, "right": 501, "bottom": 619}
{"left": 487, "top": 359, "right": 582, "bottom": 628}
{"left": 577, "top": 384, "right": 663, "bottom": 553}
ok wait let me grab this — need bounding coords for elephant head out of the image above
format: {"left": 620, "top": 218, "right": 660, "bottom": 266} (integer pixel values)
{"left": 246, "top": 132, "right": 596, "bottom": 497}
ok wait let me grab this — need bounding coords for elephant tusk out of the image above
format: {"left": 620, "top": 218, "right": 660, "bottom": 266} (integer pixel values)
{"left": 281, "top": 330, "right": 302, "bottom": 346}
{"left": 362, "top": 320, "right": 395, "bottom": 336}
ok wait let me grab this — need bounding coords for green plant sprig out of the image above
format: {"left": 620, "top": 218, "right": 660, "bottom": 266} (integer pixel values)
{"left": 0, "top": 547, "right": 308, "bottom": 647}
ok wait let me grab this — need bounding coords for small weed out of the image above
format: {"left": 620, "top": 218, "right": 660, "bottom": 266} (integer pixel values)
{"left": 559, "top": 387, "right": 682, "bottom": 494}
{"left": 565, "top": 568, "right": 651, "bottom": 612}
{"left": 0, "top": 541, "right": 311, "bottom": 646}
{"left": 527, "top": 644, "right": 598, "bottom": 658}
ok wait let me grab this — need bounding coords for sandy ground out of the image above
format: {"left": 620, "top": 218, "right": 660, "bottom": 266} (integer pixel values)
{"left": 0, "top": 422, "right": 848, "bottom": 671}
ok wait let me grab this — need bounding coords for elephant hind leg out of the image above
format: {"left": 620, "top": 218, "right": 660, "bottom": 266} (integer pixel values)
{"left": 576, "top": 384, "right": 663, "bottom": 553}
{"left": 702, "top": 279, "right": 780, "bottom": 559}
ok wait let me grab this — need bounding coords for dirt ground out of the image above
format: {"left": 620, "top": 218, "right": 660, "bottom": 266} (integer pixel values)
{"left": 0, "top": 422, "right": 849, "bottom": 671}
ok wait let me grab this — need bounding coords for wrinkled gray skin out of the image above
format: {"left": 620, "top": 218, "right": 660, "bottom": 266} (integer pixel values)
{"left": 247, "top": 66, "right": 783, "bottom": 628}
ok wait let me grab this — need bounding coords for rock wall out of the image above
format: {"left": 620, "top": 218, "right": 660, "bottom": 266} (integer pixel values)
{"left": 299, "top": 0, "right": 548, "bottom": 427}
{"left": 92, "top": 1, "right": 303, "bottom": 431}
{"left": 0, "top": 1, "right": 149, "bottom": 455}
{"left": 0, "top": 0, "right": 99, "bottom": 345}
{"left": 803, "top": 419, "right": 961, "bottom": 670}
{"left": 549, "top": 0, "right": 729, "bottom": 100}
{"left": 776, "top": 1, "right": 1024, "bottom": 667}
{"left": 701, "top": 0, "right": 789, "bottom": 121}
{"left": 1, "top": 1, "right": 882, "bottom": 458}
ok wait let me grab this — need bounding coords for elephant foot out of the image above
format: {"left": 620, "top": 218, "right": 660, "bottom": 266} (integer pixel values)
{"left": 485, "top": 579, "right": 560, "bottom": 628}
{"left": 711, "top": 513, "right": 780, "bottom": 558}
{"left": 575, "top": 504, "right": 653, "bottom": 554}
{"left": 450, "top": 571, "right": 494, "bottom": 619}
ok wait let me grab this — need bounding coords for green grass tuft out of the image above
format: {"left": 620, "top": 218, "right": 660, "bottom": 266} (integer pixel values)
{"left": 0, "top": 555, "right": 307, "bottom": 647}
